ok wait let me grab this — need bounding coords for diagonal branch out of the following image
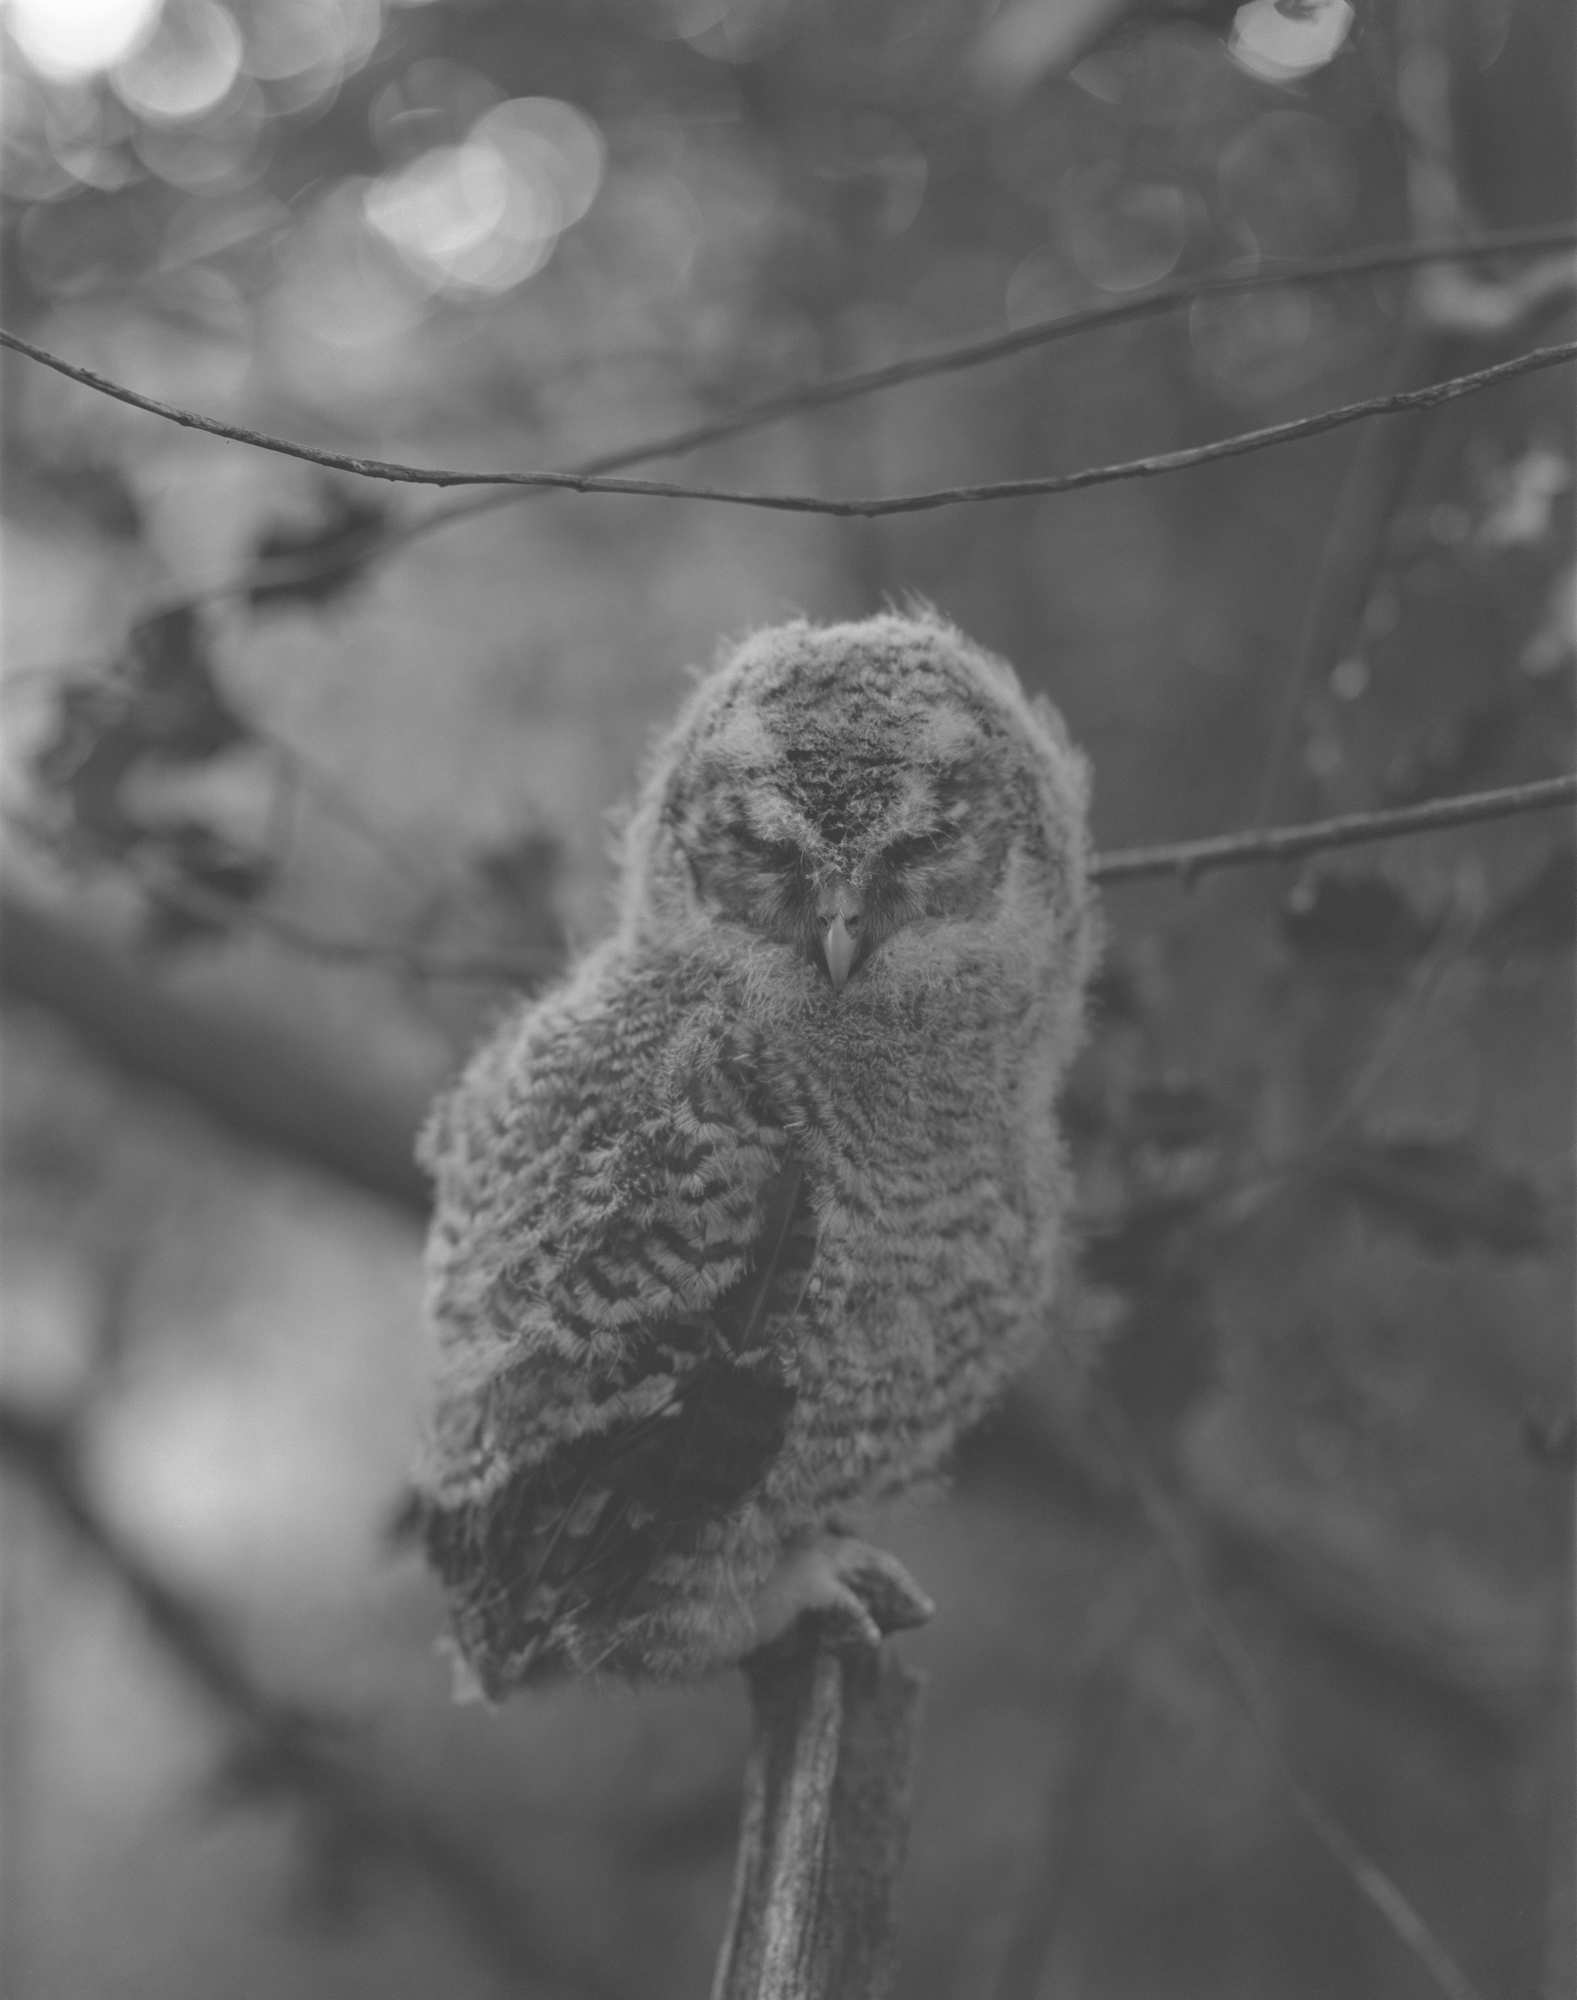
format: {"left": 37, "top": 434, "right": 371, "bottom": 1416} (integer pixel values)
{"left": 465, "top": 223, "right": 1577, "bottom": 483}
{"left": 1091, "top": 774, "right": 1577, "bottom": 885}
{"left": 3, "top": 327, "right": 1573, "bottom": 519}
{"left": 131, "top": 224, "right": 1577, "bottom": 610}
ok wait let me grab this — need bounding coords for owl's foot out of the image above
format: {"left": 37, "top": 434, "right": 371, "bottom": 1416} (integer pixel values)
{"left": 749, "top": 1533, "right": 935, "bottom": 1654}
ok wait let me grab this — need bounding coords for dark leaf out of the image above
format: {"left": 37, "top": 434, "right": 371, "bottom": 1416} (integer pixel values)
{"left": 30, "top": 679, "right": 146, "bottom": 843}
{"left": 140, "top": 820, "right": 275, "bottom": 949}
{"left": 1282, "top": 870, "right": 1439, "bottom": 959}
{"left": 246, "top": 488, "right": 389, "bottom": 612}
{"left": 0, "top": 438, "right": 144, "bottom": 539}
{"left": 35, "top": 457, "right": 143, "bottom": 538}
{"left": 1316, "top": 1138, "right": 1551, "bottom": 1255}
{"left": 472, "top": 829, "right": 567, "bottom": 953}
{"left": 30, "top": 613, "right": 252, "bottom": 853}
{"left": 1087, "top": 956, "right": 1143, "bottom": 1024}
{"left": 124, "top": 608, "right": 250, "bottom": 762}
{"left": 1059, "top": 1071, "right": 1111, "bottom": 1142}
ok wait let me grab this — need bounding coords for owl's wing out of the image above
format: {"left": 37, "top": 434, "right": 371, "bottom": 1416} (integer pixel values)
{"left": 419, "top": 1053, "right": 819, "bottom": 1689}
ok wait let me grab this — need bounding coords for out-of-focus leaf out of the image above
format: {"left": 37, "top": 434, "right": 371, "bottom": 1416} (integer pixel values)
{"left": 1087, "top": 957, "right": 1144, "bottom": 1026}
{"left": 1316, "top": 1138, "right": 1551, "bottom": 1255}
{"left": 140, "top": 821, "right": 275, "bottom": 950}
{"left": 30, "top": 679, "right": 148, "bottom": 843}
{"left": 471, "top": 828, "right": 567, "bottom": 954}
{"left": 1282, "top": 870, "right": 1440, "bottom": 959}
{"left": 30, "top": 610, "right": 252, "bottom": 856}
{"left": 246, "top": 488, "right": 389, "bottom": 613}
{"left": 1481, "top": 843, "right": 1576, "bottom": 956}
{"left": 123, "top": 608, "right": 250, "bottom": 762}
{"left": 0, "top": 441, "right": 144, "bottom": 539}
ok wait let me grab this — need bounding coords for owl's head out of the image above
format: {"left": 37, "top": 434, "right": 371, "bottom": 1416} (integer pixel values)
{"left": 618, "top": 611, "right": 1094, "bottom": 1003}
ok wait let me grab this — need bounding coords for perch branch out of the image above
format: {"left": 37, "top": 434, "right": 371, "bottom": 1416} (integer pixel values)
{"left": 3, "top": 327, "right": 1572, "bottom": 518}
{"left": 713, "top": 1636, "right": 926, "bottom": 2000}
{"left": 1091, "top": 774, "right": 1577, "bottom": 884}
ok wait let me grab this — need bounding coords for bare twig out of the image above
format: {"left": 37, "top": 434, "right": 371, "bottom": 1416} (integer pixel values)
{"left": 1092, "top": 774, "right": 1577, "bottom": 885}
{"left": 1093, "top": 1396, "right": 1487, "bottom": 2000}
{"left": 3, "top": 326, "right": 1573, "bottom": 518}
{"left": 414, "top": 223, "right": 1577, "bottom": 501}
{"left": 0, "top": 1399, "right": 612, "bottom": 2000}
{"left": 104, "top": 226, "right": 1575, "bottom": 612}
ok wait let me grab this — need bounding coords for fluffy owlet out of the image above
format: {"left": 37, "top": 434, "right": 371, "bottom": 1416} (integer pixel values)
{"left": 416, "top": 611, "right": 1097, "bottom": 1693}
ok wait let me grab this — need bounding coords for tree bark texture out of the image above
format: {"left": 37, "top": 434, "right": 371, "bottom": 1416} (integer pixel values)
{"left": 712, "top": 1640, "right": 925, "bottom": 2000}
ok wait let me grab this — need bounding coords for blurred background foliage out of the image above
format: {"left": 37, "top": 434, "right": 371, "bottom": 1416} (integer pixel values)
{"left": 0, "top": 0, "right": 1572, "bottom": 1995}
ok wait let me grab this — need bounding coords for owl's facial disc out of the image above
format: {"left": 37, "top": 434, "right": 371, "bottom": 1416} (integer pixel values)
{"left": 665, "top": 657, "right": 1042, "bottom": 987}
{"left": 670, "top": 763, "right": 1010, "bottom": 993}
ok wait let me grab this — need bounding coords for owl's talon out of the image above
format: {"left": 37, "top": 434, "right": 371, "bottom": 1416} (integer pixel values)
{"left": 749, "top": 1533, "right": 935, "bottom": 1654}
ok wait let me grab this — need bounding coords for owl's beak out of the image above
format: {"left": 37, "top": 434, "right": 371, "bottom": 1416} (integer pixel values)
{"left": 816, "top": 877, "right": 863, "bottom": 990}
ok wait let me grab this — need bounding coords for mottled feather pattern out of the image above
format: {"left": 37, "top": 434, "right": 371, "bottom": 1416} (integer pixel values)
{"left": 416, "top": 611, "right": 1097, "bottom": 1690}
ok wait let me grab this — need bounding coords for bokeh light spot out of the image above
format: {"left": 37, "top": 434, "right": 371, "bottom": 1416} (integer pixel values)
{"left": 111, "top": 0, "right": 243, "bottom": 124}
{"left": 1230, "top": 0, "right": 1355, "bottom": 82}
{"left": 6, "top": 0, "right": 161, "bottom": 81}
{"left": 363, "top": 96, "right": 604, "bottom": 298}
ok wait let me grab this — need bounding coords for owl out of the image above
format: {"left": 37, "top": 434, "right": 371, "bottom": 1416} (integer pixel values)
{"left": 415, "top": 610, "right": 1097, "bottom": 1693}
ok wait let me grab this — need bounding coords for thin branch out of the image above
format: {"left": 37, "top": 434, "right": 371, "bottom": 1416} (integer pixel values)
{"left": 1092, "top": 1396, "right": 1487, "bottom": 2000}
{"left": 1091, "top": 774, "right": 1577, "bottom": 885}
{"left": 8, "top": 773, "right": 1570, "bottom": 1028}
{"left": 116, "top": 226, "right": 1577, "bottom": 612}
{"left": 449, "top": 223, "right": 1577, "bottom": 485}
{"left": 4, "top": 326, "right": 1573, "bottom": 518}
{"left": 0, "top": 1399, "right": 613, "bottom": 2000}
